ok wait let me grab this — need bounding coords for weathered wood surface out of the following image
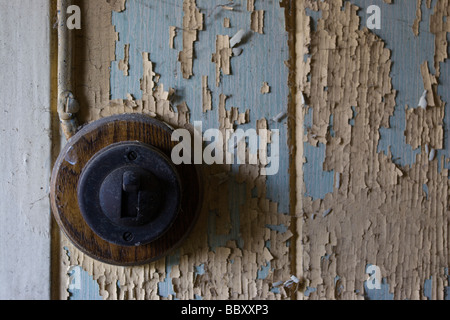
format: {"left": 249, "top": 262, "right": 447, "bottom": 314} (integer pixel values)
{"left": 59, "top": 0, "right": 450, "bottom": 300}
{"left": 2, "top": 0, "right": 447, "bottom": 301}
{"left": 59, "top": 0, "right": 293, "bottom": 300}
{"left": 297, "top": 0, "right": 450, "bottom": 300}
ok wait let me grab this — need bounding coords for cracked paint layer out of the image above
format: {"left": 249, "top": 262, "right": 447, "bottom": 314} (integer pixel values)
{"left": 59, "top": 0, "right": 292, "bottom": 300}
{"left": 57, "top": 0, "right": 450, "bottom": 301}
{"left": 298, "top": 0, "right": 449, "bottom": 300}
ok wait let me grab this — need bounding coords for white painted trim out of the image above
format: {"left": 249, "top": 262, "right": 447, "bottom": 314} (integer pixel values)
{"left": 0, "top": 0, "right": 51, "bottom": 300}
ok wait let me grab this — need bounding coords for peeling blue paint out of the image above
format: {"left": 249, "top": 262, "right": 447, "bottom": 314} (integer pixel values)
{"left": 157, "top": 274, "right": 175, "bottom": 299}
{"left": 422, "top": 183, "right": 429, "bottom": 200}
{"left": 329, "top": 114, "right": 335, "bottom": 138}
{"left": 270, "top": 287, "right": 280, "bottom": 294}
{"left": 70, "top": 0, "right": 450, "bottom": 300}
{"left": 321, "top": 254, "right": 331, "bottom": 261}
{"left": 423, "top": 276, "right": 433, "bottom": 300}
{"left": 265, "top": 223, "right": 288, "bottom": 234}
{"left": 257, "top": 262, "right": 271, "bottom": 280}
{"left": 378, "top": 111, "right": 421, "bottom": 168}
{"left": 349, "top": 106, "right": 357, "bottom": 127}
{"left": 303, "top": 141, "right": 335, "bottom": 200}
{"left": 304, "top": 108, "right": 335, "bottom": 200}
{"left": 158, "top": 253, "right": 180, "bottom": 299}
{"left": 257, "top": 240, "right": 274, "bottom": 280}
{"left": 63, "top": 246, "right": 70, "bottom": 257}
{"left": 351, "top": 0, "right": 449, "bottom": 171}
{"left": 305, "top": 0, "right": 450, "bottom": 180}
{"left": 68, "top": 266, "right": 103, "bottom": 301}
{"left": 364, "top": 278, "right": 394, "bottom": 301}
{"left": 304, "top": 287, "right": 317, "bottom": 297}
{"left": 109, "top": 4, "right": 292, "bottom": 300}
{"left": 195, "top": 264, "right": 205, "bottom": 276}
{"left": 111, "top": 0, "right": 291, "bottom": 214}
{"left": 305, "top": 7, "right": 322, "bottom": 32}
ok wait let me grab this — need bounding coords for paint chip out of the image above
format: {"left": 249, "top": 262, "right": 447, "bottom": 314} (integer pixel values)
{"left": 247, "top": 0, "right": 255, "bottom": 12}
{"left": 322, "top": 208, "right": 333, "bottom": 218}
{"left": 418, "top": 90, "right": 427, "bottom": 109}
{"left": 169, "top": 26, "right": 177, "bottom": 49}
{"left": 202, "top": 75, "right": 212, "bottom": 113}
{"left": 272, "top": 111, "right": 287, "bottom": 123}
{"left": 178, "top": 0, "right": 204, "bottom": 79}
{"left": 335, "top": 172, "right": 341, "bottom": 189}
{"left": 261, "top": 82, "right": 270, "bottom": 94}
{"left": 429, "top": 148, "right": 436, "bottom": 161}
{"left": 230, "top": 29, "right": 246, "bottom": 48}
{"left": 251, "top": 10, "right": 264, "bottom": 34}
{"left": 118, "top": 44, "right": 130, "bottom": 76}
{"left": 207, "top": 2, "right": 236, "bottom": 17}
{"left": 232, "top": 48, "right": 243, "bottom": 57}
{"left": 224, "top": 18, "right": 230, "bottom": 28}
{"left": 125, "top": 93, "right": 137, "bottom": 109}
{"left": 212, "top": 35, "right": 232, "bottom": 87}
{"left": 219, "top": 94, "right": 250, "bottom": 130}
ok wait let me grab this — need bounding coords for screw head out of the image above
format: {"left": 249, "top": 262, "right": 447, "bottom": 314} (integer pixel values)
{"left": 123, "top": 232, "right": 134, "bottom": 242}
{"left": 127, "top": 151, "right": 138, "bottom": 161}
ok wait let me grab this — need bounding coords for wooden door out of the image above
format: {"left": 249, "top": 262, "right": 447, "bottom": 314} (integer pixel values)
{"left": 1, "top": 0, "right": 449, "bottom": 301}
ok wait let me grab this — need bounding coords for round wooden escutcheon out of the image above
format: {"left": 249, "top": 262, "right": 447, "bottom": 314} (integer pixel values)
{"left": 51, "top": 114, "right": 203, "bottom": 266}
